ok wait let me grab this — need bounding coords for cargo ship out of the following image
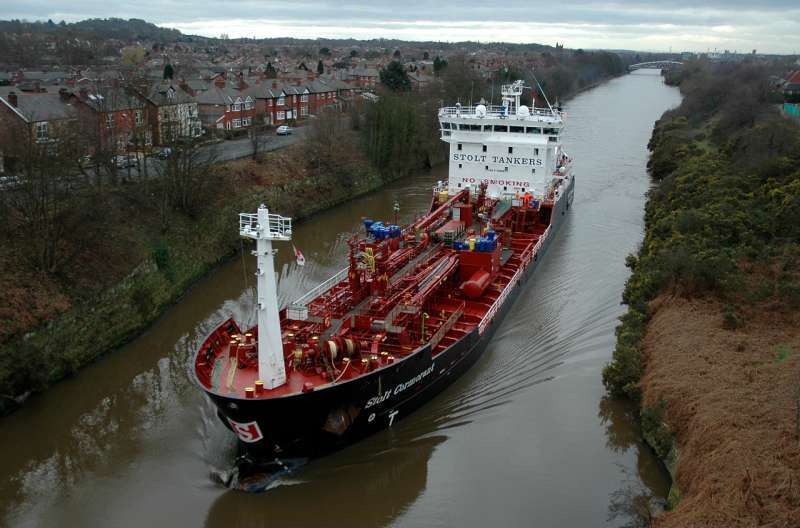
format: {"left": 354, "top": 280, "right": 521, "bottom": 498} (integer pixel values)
{"left": 194, "top": 80, "right": 575, "bottom": 470}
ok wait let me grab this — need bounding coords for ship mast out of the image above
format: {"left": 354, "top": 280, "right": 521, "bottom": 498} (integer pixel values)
{"left": 501, "top": 79, "right": 523, "bottom": 114}
{"left": 239, "top": 204, "right": 292, "bottom": 389}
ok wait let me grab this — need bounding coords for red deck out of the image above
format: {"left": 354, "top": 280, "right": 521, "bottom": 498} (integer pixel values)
{"left": 195, "top": 186, "right": 554, "bottom": 400}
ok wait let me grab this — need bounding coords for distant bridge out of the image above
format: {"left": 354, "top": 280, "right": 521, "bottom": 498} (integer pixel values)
{"left": 628, "top": 61, "right": 684, "bottom": 72}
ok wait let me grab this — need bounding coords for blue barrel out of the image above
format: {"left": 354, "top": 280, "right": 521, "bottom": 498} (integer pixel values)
{"left": 487, "top": 230, "right": 496, "bottom": 241}
{"left": 369, "top": 221, "right": 382, "bottom": 238}
{"left": 363, "top": 219, "right": 374, "bottom": 231}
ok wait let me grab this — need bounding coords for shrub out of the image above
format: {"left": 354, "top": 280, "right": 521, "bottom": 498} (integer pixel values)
{"left": 152, "top": 239, "right": 176, "bottom": 282}
{"left": 721, "top": 304, "right": 739, "bottom": 330}
{"left": 640, "top": 400, "right": 673, "bottom": 459}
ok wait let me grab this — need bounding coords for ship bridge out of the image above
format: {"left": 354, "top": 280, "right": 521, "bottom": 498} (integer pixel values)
{"left": 438, "top": 80, "right": 567, "bottom": 200}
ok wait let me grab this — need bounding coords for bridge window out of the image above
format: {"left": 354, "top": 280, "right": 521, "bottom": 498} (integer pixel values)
{"left": 543, "top": 128, "right": 558, "bottom": 135}
{"left": 458, "top": 143, "right": 462, "bottom": 151}
{"left": 442, "top": 122, "right": 450, "bottom": 129}
{"left": 493, "top": 125, "right": 508, "bottom": 132}
{"left": 459, "top": 124, "right": 470, "bottom": 130}
{"left": 469, "top": 124, "right": 481, "bottom": 131}
{"left": 482, "top": 145, "right": 487, "bottom": 152}
{"left": 510, "top": 126, "right": 524, "bottom": 133}
{"left": 526, "top": 127, "right": 541, "bottom": 134}
{"left": 508, "top": 147, "right": 513, "bottom": 154}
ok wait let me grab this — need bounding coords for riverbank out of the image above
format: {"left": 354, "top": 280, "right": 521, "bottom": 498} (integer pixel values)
{"left": 603, "top": 59, "right": 800, "bottom": 525}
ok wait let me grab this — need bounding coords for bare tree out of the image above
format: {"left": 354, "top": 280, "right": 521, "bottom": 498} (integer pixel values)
{"left": 152, "top": 136, "right": 220, "bottom": 232}
{"left": 249, "top": 111, "right": 270, "bottom": 160}
{"left": 2, "top": 118, "right": 82, "bottom": 272}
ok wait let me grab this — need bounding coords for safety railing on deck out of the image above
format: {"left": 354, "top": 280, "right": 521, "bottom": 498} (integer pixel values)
{"left": 478, "top": 226, "right": 550, "bottom": 335}
{"left": 439, "top": 105, "right": 562, "bottom": 120}
{"left": 289, "top": 267, "right": 349, "bottom": 309}
{"left": 239, "top": 211, "right": 292, "bottom": 241}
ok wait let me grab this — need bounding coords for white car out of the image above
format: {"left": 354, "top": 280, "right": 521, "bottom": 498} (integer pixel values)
{"left": 276, "top": 125, "right": 292, "bottom": 136}
{"left": 114, "top": 154, "right": 139, "bottom": 169}
{"left": 0, "top": 175, "right": 21, "bottom": 190}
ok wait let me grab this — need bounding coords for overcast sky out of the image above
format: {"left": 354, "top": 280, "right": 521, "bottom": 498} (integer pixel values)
{"left": 5, "top": 1, "right": 800, "bottom": 54}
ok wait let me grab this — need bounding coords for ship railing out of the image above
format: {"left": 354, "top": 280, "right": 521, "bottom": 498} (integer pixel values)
{"left": 478, "top": 226, "right": 550, "bottom": 334}
{"left": 438, "top": 105, "right": 562, "bottom": 120}
{"left": 239, "top": 211, "right": 292, "bottom": 240}
{"left": 289, "top": 266, "right": 350, "bottom": 311}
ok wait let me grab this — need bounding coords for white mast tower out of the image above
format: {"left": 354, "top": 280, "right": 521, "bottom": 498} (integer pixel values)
{"left": 239, "top": 204, "right": 292, "bottom": 389}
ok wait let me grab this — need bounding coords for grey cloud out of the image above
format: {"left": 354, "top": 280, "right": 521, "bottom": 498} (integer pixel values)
{"left": 3, "top": 0, "right": 800, "bottom": 53}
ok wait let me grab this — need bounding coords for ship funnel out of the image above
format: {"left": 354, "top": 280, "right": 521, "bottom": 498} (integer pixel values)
{"left": 239, "top": 204, "right": 292, "bottom": 389}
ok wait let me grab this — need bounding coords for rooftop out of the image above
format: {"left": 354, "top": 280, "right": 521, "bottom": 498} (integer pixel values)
{"left": 0, "top": 92, "right": 77, "bottom": 123}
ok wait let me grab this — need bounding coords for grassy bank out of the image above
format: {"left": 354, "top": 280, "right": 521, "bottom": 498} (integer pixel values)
{"left": 603, "top": 59, "right": 800, "bottom": 525}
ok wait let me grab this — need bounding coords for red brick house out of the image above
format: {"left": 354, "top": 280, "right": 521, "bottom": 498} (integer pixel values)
{"left": 784, "top": 71, "right": 800, "bottom": 103}
{"left": 255, "top": 82, "right": 307, "bottom": 124}
{"left": 196, "top": 77, "right": 257, "bottom": 131}
{"left": 0, "top": 89, "right": 78, "bottom": 173}
{"left": 306, "top": 80, "right": 339, "bottom": 115}
{"left": 72, "top": 85, "right": 151, "bottom": 154}
{"left": 348, "top": 67, "right": 379, "bottom": 88}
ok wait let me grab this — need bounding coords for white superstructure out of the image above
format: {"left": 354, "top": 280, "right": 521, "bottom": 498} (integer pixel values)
{"left": 438, "top": 80, "right": 571, "bottom": 200}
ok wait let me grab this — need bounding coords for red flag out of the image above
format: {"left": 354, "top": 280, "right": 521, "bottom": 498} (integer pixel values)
{"left": 293, "top": 245, "right": 306, "bottom": 266}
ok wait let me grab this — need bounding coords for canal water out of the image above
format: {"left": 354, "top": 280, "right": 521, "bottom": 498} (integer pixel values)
{"left": 0, "top": 70, "right": 681, "bottom": 528}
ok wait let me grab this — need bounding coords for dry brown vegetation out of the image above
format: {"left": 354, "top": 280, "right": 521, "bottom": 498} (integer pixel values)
{"left": 642, "top": 295, "right": 800, "bottom": 527}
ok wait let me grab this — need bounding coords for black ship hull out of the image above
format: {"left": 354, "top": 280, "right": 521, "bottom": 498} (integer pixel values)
{"left": 202, "top": 177, "right": 575, "bottom": 464}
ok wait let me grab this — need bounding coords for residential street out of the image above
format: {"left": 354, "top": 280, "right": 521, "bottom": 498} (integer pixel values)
{"left": 119, "top": 125, "right": 308, "bottom": 179}
{"left": 0, "top": 124, "right": 308, "bottom": 187}
{"left": 214, "top": 124, "right": 308, "bottom": 162}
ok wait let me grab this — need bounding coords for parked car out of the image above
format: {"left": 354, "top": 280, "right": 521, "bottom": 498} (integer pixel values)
{"left": 157, "top": 147, "right": 173, "bottom": 160}
{"left": 276, "top": 125, "right": 292, "bottom": 136}
{"left": 0, "top": 175, "right": 21, "bottom": 190}
{"left": 114, "top": 154, "right": 138, "bottom": 169}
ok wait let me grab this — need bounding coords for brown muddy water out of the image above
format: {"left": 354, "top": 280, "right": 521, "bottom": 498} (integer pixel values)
{"left": 0, "top": 70, "right": 681, "bottom": 528}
